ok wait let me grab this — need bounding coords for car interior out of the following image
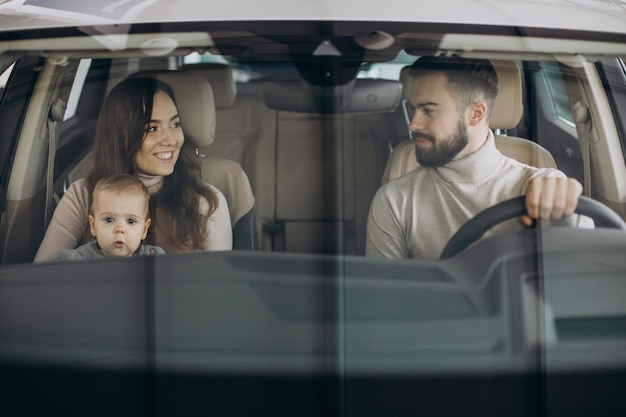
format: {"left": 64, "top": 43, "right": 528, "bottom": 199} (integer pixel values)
{"left": 0, "top": 52, "right": 613, "bottom": 264}
{"left": 0, "top": 22, "right": 626, "bottom": 417}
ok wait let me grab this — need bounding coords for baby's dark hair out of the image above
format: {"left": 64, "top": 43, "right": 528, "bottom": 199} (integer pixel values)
{"left": 409, "top": 55, "right": 499, "bottom": 119}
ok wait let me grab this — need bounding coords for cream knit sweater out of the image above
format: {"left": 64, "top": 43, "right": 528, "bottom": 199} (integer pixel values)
{"left": 366, "top": 132, "right": 572, "bottom": 260}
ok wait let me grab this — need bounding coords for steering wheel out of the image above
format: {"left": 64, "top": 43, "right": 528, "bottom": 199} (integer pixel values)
{"left": 440, "top": 196, "right": 626, "bottom": 260}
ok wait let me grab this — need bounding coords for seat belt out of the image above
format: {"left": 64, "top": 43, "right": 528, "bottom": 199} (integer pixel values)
{"left": 572, "top": 100, "right": 594, "bottom": 198}
{"left": 44, "top": 98, "right": 66, "bottom": 228}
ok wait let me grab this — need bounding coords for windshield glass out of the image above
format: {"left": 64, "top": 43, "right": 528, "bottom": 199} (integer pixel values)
{"left": 0, "top": 18, "right": 626, "bottom": 417}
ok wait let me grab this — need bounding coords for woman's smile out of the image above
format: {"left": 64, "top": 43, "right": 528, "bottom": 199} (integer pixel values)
{"left": 154, "top": 151, "right": 174, "bottom": 160}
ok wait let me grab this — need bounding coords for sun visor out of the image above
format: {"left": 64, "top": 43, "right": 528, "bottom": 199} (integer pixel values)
{"left": 262, "top": 79, "right": 402, "bottom": 114}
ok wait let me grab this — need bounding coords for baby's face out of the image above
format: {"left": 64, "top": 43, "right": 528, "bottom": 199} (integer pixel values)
{"left": 88, "top": 190, "right": 150, "bottom": 257}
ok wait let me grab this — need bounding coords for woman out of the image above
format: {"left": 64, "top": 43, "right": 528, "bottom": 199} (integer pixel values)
{"left": 34, "top": 77, "right": 232, "bottom": 262}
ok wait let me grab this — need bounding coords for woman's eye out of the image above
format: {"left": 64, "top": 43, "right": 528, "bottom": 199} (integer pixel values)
{"left": 147, "top": 125, "right": 157, "bottom": 133}
{"left": 171, "top": 121, "right": 181, "bottom": 129}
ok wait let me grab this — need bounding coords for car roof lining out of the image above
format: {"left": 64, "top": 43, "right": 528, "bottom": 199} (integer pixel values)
{"left": 1, "top": 23, "right": 626, "bottom": 63}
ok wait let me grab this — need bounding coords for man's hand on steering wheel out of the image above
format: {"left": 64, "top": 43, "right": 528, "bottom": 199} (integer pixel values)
{"left": 521, "top": 176, "right": 583, "bottom": 227}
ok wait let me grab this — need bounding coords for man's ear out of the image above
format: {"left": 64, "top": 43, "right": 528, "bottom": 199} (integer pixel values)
{"left": 142, "top": 218, "right": 151, "bottom": 240}
{"left": 468, "top": 101, "right": 488, "bottom": 126}
{"left": 88, "top": 215, "right": 97, "bottom": 237}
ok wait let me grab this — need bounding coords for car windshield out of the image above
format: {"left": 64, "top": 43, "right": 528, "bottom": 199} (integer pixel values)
{"left": 0, "top": 6, "right": 626, "bottom": 416}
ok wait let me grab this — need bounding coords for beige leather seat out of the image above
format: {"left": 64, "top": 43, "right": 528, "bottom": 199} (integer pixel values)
{"left": 187, "top": 63, "right": 365, "bottom": 254}
{"left": 182, "top": 63, "right": 278, "bottom": 248}
{"left": 130, "top": 70, "right": 258, "bottom": 249}
{"left": 381, "top": 60, "right": 557, "bottom": 184}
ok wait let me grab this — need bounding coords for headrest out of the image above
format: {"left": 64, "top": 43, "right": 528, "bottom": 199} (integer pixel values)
{"left": 184, "top": 63, "right": 237, "bottom": 109}
{"left": 400, "top": 59, "right": 523, "bottom": 130}
{"left": 263, "top": 79, "right": 402, "bottom": 114}
{"left": 129, "top": 70, "right": 216, "bottom": 147}
{"left": 400, "top": 66, "right": 412, "bottom": 100}
{"left": 489, "top": 60, "right": 523, "bottom": 130}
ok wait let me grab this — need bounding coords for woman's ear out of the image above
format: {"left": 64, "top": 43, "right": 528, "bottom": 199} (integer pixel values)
{"left": 468, "top": 101, "right": 488, "bottom": 126}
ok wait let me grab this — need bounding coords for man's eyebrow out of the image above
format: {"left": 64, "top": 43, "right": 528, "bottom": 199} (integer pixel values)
{"left": 413, "top": 101, "right": 439, "bottom": 108}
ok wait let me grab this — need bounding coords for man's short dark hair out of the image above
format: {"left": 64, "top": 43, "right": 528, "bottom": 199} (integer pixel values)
{"left": 409, "top": 55, "right": 499, "bottom": 119}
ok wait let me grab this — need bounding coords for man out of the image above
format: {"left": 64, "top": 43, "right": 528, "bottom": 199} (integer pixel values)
{"left": 365, "top": 55, "right": 583, "bottom": 259}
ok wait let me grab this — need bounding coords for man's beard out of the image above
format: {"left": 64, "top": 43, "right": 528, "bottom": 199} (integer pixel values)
{"left": 413, "top": 120, "right": 469, "bottom": 167}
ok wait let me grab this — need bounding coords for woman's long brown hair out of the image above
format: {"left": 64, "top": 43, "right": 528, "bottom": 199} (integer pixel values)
{"left": 85, "top": 77, "right": 219, "bottom": 250}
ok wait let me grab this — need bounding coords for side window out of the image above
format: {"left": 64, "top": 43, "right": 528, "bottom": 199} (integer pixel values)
{"left": 597, "top": 58, "right": 626, "bottom": 162}
{"left": 527, "top": 61, "right": 583, "bottom": 183}
{"left": 55, "top": 58, "right": 109, "bottom": 189}
{"left": 0, "top": 56, "right": 45, "bottom": 194}
{"left": 63, "top": 59, "right": 92, "bottom": 122}
{"left": 0, "top": 62, "right": 15, "bottom": 90}
{"left": 542, "top": 62, "right": 576, "bottom": 128}
{"left": 0, "top": 62, "right": 16, "bottom": 108}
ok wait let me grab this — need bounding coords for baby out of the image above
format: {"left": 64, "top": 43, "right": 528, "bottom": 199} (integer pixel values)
{"left": 53, "top": 174, "right": 165, "bottom": 261}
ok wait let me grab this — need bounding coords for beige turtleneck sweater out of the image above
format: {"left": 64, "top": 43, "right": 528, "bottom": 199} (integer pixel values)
{"left": 34, "top": 175, "right": 232, "bottom": 263}
{"left": 366, "top": 131, "right": 574, "bottom": 260}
